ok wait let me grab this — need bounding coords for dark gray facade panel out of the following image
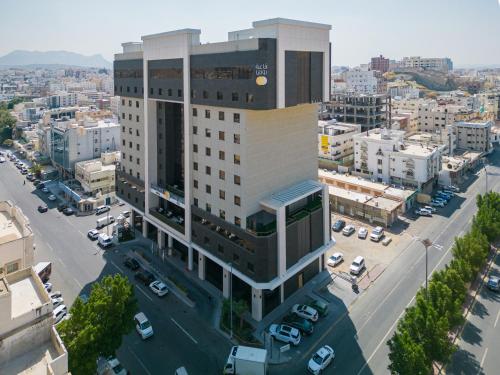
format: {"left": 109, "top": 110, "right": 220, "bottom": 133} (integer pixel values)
{"left": 285, "top": 51, "right": 324, "bottom": 107}
{"left": 190, "top": 38, "right": 277, "bottom": 110}
{"left": 148, "top": 59, "right": 184, "bottom": 101}
{"left": 116, "top": 172, "right": 145, "bottom": 211}
{"left": 310, "top": 52, "right": 324, "bottom": 103}
{"left": 284, "top": 259, "right": 319, "bottom": 299}
{"left": 114, "top": 59, "right": 144, "bottom": 98}
{"left": 310, "top": 208, "right": 324, "bottom": 250}
{"left": 191, "top": 206, "right": 278, "bottom": 282}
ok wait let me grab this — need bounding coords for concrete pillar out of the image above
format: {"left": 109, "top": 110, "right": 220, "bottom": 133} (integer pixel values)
{"left": 251, "top": 288, "right": 263, "bottom": 321}
{"left": 157, "top": 230, "right": 165, "bottom": 249}
{"left": 130, "top": 210, "right": 135, "bottom": 227}
{"left": 197, "top": 253, "right": 206, "bottom": 280}
{"left": 323, "top": 185, "right": 330, "bottom": 245}
{"left": 187, "top": 246, "right": 193, "bottom": 271}
{"left": 277, "top": 206, "right": 286, "bottom": 277}
{"left": 167, "top": 234, "right": 173, "bottom": 256}
{"left": 142, "top": 218, "right": 148, "bottom": 238}
{"left": 223, "top": 268, "right": 230, "bottom": 298}
{"left": 280, "top": 284, "right": 285, "bottom": 303}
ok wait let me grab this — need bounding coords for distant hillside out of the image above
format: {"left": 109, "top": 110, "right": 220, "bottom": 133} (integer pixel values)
{"left": 393, "top": 68, "right": 458, "bottom": 92}
{"left": 0, "top": 50, "right": 112, "bottom": 69}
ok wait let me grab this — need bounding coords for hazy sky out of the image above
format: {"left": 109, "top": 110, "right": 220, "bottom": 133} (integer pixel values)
{"left": 1, "top": 0, "right": 500, "bottom": 67}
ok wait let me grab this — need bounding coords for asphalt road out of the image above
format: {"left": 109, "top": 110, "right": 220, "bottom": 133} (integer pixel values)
{"left": 271, "top": 148, "right": 500, "bottom": 375}
{"left": 0, "top": 154, "right": 231, "bottom": 375}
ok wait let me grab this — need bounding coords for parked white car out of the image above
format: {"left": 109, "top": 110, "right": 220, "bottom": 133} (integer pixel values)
{"left": 269, "top": 324, "right": 301, "bottom": 346}
{"left": 44, "top": 282, "right": 52, "bottom": 292}
{"left": 53, "top": 304, "right": 68, "bottom": 324}
{"left": 327, "top": 252, "right": 344, "bottom": 267}
{"left": 342, "top": 225, "right": 355, "bottom": 236}
{"left": 134, "top": 312, "right": 154, "bottom": 340}
{"left": 370, "top": 226, "right": 384, "bottom": 242}
{"left": 51, "top": 297, "right": 64, "bottom": 308}
{"left": 307, "top": 345, "right": 335, "bottom": 374}
{"left": 87, "top": 229, "right": 100, "bottom": 240}
{"left": 291, "top": 304, "right": 319, "bottom": 322}
{"left": 350, "top": 256, "right": 365, "bottom": 275}
{"left": 422, "top": 205, "right": 436, "bottom": 213}
{"left": 358, "top": 227, "right": 368, "bottom": 239}
{"left": 48, "top": 194, "right": 56, "bottom": 201}
{"left": 149, "top": 280, "right": 169, "bottom": 297}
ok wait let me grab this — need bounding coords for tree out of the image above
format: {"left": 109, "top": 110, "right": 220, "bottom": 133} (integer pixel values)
{"left": 58, "top": 274, "right": 137, "bottom": 375}
{"left": 30, "top": 163, "right": 42, "bottom": 178}
{"left": 233, "top": 299, "right": 249, "bottom": 330}
{"left": 388, "top": 329, "right": 430, "bottom": 375}
{"left": 424, "top": 279, "right": 463, "bottom": 330}
{"left": 473, "top": 192, "right": 500, "bottom": 242}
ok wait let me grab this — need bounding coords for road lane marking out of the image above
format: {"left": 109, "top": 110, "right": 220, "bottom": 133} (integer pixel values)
{"left": 46, "top": 242, "right": 55, "bottom": 252}
{"left": 494, "top": 309, "right": 500, "bottom": 328}
{"left": 171, "top": 318, "right": 198, "bottom": 344}
{"left": 57, "top": 257, "right": 66, "bottom": 267}
{"left": 110, "top": 260, "right": 124, "bottom": 273}
{"left": 73, "top": 277, "right": 83, "bottom": 289}
{"left": 135, "top": 285, "right": 153, "bottom": 302}
{"left": 78, "top": 230, "right": 84, "bottom": 236}
{"left": 480, "top": 347, "right": 488, "bottom": 368}
{"left": 127, "top": 345, "right": 152, "bottom": 375}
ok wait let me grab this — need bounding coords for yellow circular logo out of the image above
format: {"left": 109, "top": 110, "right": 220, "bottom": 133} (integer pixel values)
{"left": 256, "top": 76, "right": 268, "bottom": 86}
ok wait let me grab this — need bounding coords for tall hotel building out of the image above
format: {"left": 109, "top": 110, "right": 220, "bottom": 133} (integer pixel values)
{"left": 114, "top": 18, "right": 334, "bottom": 321}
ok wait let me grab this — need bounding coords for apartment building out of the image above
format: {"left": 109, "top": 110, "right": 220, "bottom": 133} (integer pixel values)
{"left": 47, "top": 91, "right": 77, "bottom": 109}
{"left": 328, "top": 93, "right": 387, "bottom": 131}
{"left": 0, "top": 268, "right": 69, "bottom": 374}
{"left": 401, "top": 56, "right": 453, "bottom": 72}
{"left": 370, "top": 55, "right": 390, "bottom": 74}
{"left": 318, "top": 120, "right": 361, "bottom": 165}
{"left": 114, "top": 18, "right": 334, "bottom": 321}
{"left": 344, "top": 68, "right": 379, "bottom": 94}
{"left": 0, "top": 201, "right": 34, "bottom": 276}
{"left": 453, "top": 120, "right": 492, "bottom": 154}
{"left": 353, "top": 128, "right": 443, "bottom": 191}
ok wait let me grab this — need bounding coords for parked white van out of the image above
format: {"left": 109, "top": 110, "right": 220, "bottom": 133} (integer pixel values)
{"left": 96, "top": 205, "right": 111, "bottom": 215}
{"left": 96, "top": 215, "right": 115, "bottom": 229}
{"left": 98, "top": 233, "right": 113, "bottom": 248}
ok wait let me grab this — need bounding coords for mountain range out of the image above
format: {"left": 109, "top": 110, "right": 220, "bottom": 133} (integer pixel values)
{"left": 0, "top": 50, "right": 112, "bottom": 69}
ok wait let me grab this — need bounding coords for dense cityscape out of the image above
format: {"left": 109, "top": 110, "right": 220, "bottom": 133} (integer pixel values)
{"left": 0, "top": 4, "right": 499, "bottom": 375}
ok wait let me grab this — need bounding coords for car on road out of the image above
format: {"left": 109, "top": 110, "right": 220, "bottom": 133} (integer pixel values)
{"left": 358, "top": 226, "right": 368, "bottom": 239}
{"left": 350, "top": 256, "right": 365, "bottom": 275}
{"left": 327, "top": 252, "right": 344, "bottom": 267}
{"left": 96, "top": 205, "right": 111, "bottom": 215}
{"left": 97, "top": 356, "right": 127, "bottom": 375}
{"left": 134, "top": 270, "right": 155, "bottom": 286}
{"left": 63, "top": 207, "right": 75, "bottom": 216}
{"left": 21, "top": 169, "right": 28, "bottom": 175}
{"left": 149, "top": 280, "right": 169, "bottom": 297}
{"left": 51, "top": 297, "right": 64, "bottom": 308}
{"left": 291, "top": 304, "right": 319, "bottom": 322}
{"left": 487, "top": 276, "right": 499, "bottom": 292}
{"left": 98, "top": 233, "right": 113, "bottom": 248}
{"left": 269, "top": 324, "right": 301, "bottom": 346}
{"left": 53, "top": 305, "right": 68, "bottom": 324}
{"left": 307, "top": 345, "right": 335, "bottom": 374}
{"left": 134, "top": 312, "right": 154, "bottom": 340}
{"left": 332, "top": 219, "right": 346, "bottom": 232}
{"left": 44, "top": 282, "right": 52, "bottom": 292}
{"left": 0, "top": 156, "right": 5, "bottom": 163}
{"left": 124, "top": 257, "right": 140, "bottom": 270}
{"left": 415, "top": 208, "right": 432, "bottom": 217}
{"left": 342, "top": 224, "right": 355, "bottom": 236}
{"left": 282, "top": 313, "right": 314, "bottom": 335}
{"left": 48, "top": 194, "right": 56, "bottom": 201}
{"left": 309, "top": 299, "right": 329, "bottom": 317}
{"left": 38, "top": 205, "right": 48, "bottom": 213}
{"left": 370, "top": 226, "right": 384, "bottom": 242}
{"left": 41, "top": 187, "right": 49, "bottom": 193}
{"left": 87, "top": 229, "right": 100, "bottom": 240}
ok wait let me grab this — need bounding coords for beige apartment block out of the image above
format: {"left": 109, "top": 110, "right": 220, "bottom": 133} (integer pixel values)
{"left": 0, "top": 201, "right": 34, "bottom": 276}
{"left": 119, "top": 97, "right": 145, "bottom": 181}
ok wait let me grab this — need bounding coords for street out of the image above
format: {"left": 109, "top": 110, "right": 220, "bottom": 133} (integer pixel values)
{"left": 0, "top": 156, "right": 231, "bottom": 375}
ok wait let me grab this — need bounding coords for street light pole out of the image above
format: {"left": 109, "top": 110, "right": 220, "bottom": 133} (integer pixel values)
{"left": 229, "top": 262, "right": 233, "bottom": 340}
{"left": 421, "top": 238, "right": 432, "bottom": 298}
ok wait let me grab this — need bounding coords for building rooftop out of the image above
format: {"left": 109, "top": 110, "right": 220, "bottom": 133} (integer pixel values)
{"left": 0, "top": 211, "right": 23, "bottom": 245}
{"left": 398, "top": 142, "right": 439, "bottom": 157}
{"left": 261, "top": 180, "right": 324, "bottom": 209}
{"left": 0, "top": 339, "right": 60, "bottom": 375}
{"left": 9, "top": 273, "right": 45, "bottom": 318}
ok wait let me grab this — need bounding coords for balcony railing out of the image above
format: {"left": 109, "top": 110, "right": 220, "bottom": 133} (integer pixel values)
{"left": 150, "top": 183, "right": 185, "bottom": 206}
{"left": 149, "top": 207, "right": 185, "bottom": 234}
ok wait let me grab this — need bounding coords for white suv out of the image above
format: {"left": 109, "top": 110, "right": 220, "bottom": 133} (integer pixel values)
{"left": 269, "top": 324, "right": 301, "bottom": 346}
{"left": 291, "top": 304, "right": 319, "bottom": 322}
{"left": 134, "top": 312, "right": 154, "bottom": 340}
{"left": 370, "top": 226, "right": 384, "bottom": 242}
{"left": 350, "top": 256, "right": 365, "bottom": 275}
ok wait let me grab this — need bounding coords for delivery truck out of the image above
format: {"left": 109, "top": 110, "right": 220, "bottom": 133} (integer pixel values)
{"left": 223, "top": 346, "right": 268, "bottom": 375}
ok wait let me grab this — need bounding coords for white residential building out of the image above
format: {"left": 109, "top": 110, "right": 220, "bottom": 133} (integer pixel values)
{"left": 453, "top": 120, "right": 493, "bottom": 154}
{"left": 47, "top": 91, "right": 77, "bottom": 109}
{"left": 318, "top": 120, "right": 361, "bottom": 165}
{"left": 401, "top": 56, "right": 453, "bottom": 71}
{"left": 344, "top": 68, "right": 379, "bottom": 94}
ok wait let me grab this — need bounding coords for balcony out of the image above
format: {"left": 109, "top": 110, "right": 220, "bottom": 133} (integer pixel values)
{"left": 286, "top": 196, "right": 322, "bottom": 226}
{"left": 150, "top": 183, "right": 185, "bottom": 207}
{"left": 149, "top": 207, "right": 185, "bottom": 234}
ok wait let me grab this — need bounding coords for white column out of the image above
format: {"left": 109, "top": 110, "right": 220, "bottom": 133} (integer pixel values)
{"left": 251, "top": 288, "right": 263, "bottom": 321}
{"left": 167, "top": 234, "right": 173, "bottom": 256}
{"left": 157, "top": 230, "right": 165, "bottom": 249}
{"left": 142, "top": 218, "right": 148, "bottom": 238}
{"left": 276, "top": 206, "right": 286, "bottom": 277}
{"left": 187, "top": 246, "right": 193, "bottom": 271}
{"left": 198, "top": 253, "right": 205, "bottom": 280}
{"left": 223, "top": 268, "right": 230, "bottom": 298}
{"left": 323, "top": 185, "right": 330, "bottom": 245}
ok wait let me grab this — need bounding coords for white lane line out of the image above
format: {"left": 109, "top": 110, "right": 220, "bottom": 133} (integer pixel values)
{"left": 135, "top": 285, "right": 153, "bottom": 302}
{"left": 127, "top": 346, "right": 152, "bottom": 375}
{"left": 110, "top": 260, "right": 124, "bottom": 273}
{"left": 78, "top": 230, "right": 84, "bottom": 236}
{"left": 494, "top": 309, "right": 500, "bottom": 328}
{"left": 73, "top": 277, "right": 83, "bottom": 289}
{"left": 57, "top": 257, "right": 66, "bottom": 267}
{"left": 480, "top": 347, "right": 488, "bottom": 368}
{"left": 171, "top": 317, "right": 198, "bottom": 345}
{"left": 46, "top": 242, "right": 55, "bottom": 252}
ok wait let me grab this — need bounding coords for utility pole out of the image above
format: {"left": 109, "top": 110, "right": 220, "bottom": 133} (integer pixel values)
{"left": 483, "top": 158, "right": 488, "bottom": 194}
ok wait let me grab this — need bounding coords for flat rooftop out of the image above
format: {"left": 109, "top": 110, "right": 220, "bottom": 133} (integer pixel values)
{"left": 9, "top": 275, "right": 44, "bottom": 318}
{"left": 0, "top": 211, "right": 23, "bottom": 245}
{"left": 0, "top": 339, "right": 59, "bottom": 375}
{"left": 398, "top": 142, "right": 439, "bottom": 157}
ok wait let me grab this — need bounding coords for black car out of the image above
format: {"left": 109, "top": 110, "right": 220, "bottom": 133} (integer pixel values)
{"left": 282, "top": 313, "right": 314, "bottom": 335}
{"left": 124, "top": 257, "right": 140, "bottom": 271}
{"left": 63, "top": 207, "right": 74, "bottom": 216}
{"left": 332, "top": 219, "right": 346, "bottom": 232}
{"left": 38, "top": 205, "right": 48, "bottom": 213}
{"left": 134, "top": 270, "right": 155, "bottom": 285}
{"left": 57, "top": 203, "right": 68, "bottom": 212}
{"left": 33, "top": 179, "right": 41, "bottom": 186}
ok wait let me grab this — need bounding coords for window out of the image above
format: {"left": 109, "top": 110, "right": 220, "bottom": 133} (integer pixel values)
{"left": 129, "top": 169, "right": 132, "bottom": 175}
{"left": 205, "top": 166, "right": 211, "bottom": 175}
{"left": 168, "top": 89, "right": 172, "bottom": 96}
{"left": 122, "top": 152, "right": 126, "bottom": 159}
{"left": 232, "top": 92, "right": 239, "bottom": 101}
{"left": 136, "top": 144, "right": 140, "bottom": 151}
{"left": 205, "top": 128, "right": 211, "bottom": 138}
{"left": 122, "top": 126, "right": 125, "bottom": 132}
{"left": 234, "top": 175, "right": 241, "bottom": 185}
{"left": 219, "top": 170, "right": 225, "bottom": 180}
{"left": 178, "top": 89, "right": 182, "bottom": 97}
{"left": 206, "top": 203, "right": 211, "bottom": 213}
{"left": 247, "top": 263, "right": 254, "bottom": 273}
{"left": 193, "top": 162, "right": 198, "bottom": 171}
{"left": 129, "top": 114, "right": 132, "bottom": 120}
{"left": 129, "top": 141, "right": 132, "bottom": 148}
{"left": 233, "top": 253, "right": 240, "bottom": 263}
{"left": 193, "top": 108, "right": 198, "bottom": 117}
{"left": 129, "top": 128, "right": 132, "bottom": 134}
{"left": 217, "top": 244, "right": 224, "bottom": 253}
{"left": 205, "top": 147, "right": 211, "bottom": 156}
{"left": 137, "top": 172, "right": 141, "bottom": 179}
{"left": 127, "top": 86, "right": 130, "bottom": 92}
{"left": 377, "top": 159, "right": 382, "bottom": 165}
{"left": 234, "top": 216, "right": 241, "bottom": 227}
{"left": 136, "top": 101, "right": 139, "bottom": 108}
{"left": 219, "top": 111, "right": 225, "bottom": 121}
{"left": 233, "top": 113, "right": 240, "bottom": 123}
{"left": 203, "top": 90, "right": 209, "bottom": 99}
{"left": 159, "top": 88, "right": 163, "bottom": 96}
{"left": 136, "top": 158, "right": 140, "bottom": 165}
{"left": 122, "top": 113, "right": 125, "bottom": 119}
{"left": 377, "top": 168, "right": 383, "bottom": 174}
{"left": 128, "top": 100, "right": 132, "bottom": 107}
{"left": 191, "top": 89, "right": 197, "bottom": 99}
{"left": 122, "top": 99, "right": 125, "bottom": 105}
{"left": 193, "top": 180, "right": 198, "bottom": 189}
{"left": 122, "top": 139, "right": 125, "bottom": 146}
{"left": 217, "top": 91, "right": 223, "bottom": 100}
{"left": 204, "top": 236, "right": 210, "bottom": 245}
{"left": 150, "top": 88, "right": 153, "bottom": 95}
{"left": 205, "top": 109, "right": 211, "bottom": 119}
{"left": 219, "top": 150, "right": 225, "bottom": 160}
{"left": 219, "top": 190, "right": 225, "bottom": 200}
{"left": 246, "top": 93, "right": 254, "bottom": 103}
{"left": 193, "top": 126, "right": 198, "bottom": 135}
{"left": 193, "top": 144, "right": 198, "bottom": 153}
{"left": 234, "top": 154, "right": 240, "bottom": 165}
{"left": 234, "top": 195, "right": 241, "bottom": 206}
{"left": 129, "top": 155, "right": 133, "bottom": 162}
{"left": 206, "top": 185, "right": 211, "bottom": 194}
{"left": 234, "top": 134, "right": 240, "bottom": 144}
{"left": 219, "top": 209, "right": 225, "bottom": 219}
{"left": 6, "top": 262, "right": 19, "bottom": 274}
{"left": 194, "top": 198, "right": 198, "bottom": 207}
{"left": 136, "top": 115, "right": 140, "bottom": 122}
{"left": 219, "top": 131, "right": 225, "bottom": 140}
{"left": 136, "top": 129, "right": 140, "bottom": 136}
